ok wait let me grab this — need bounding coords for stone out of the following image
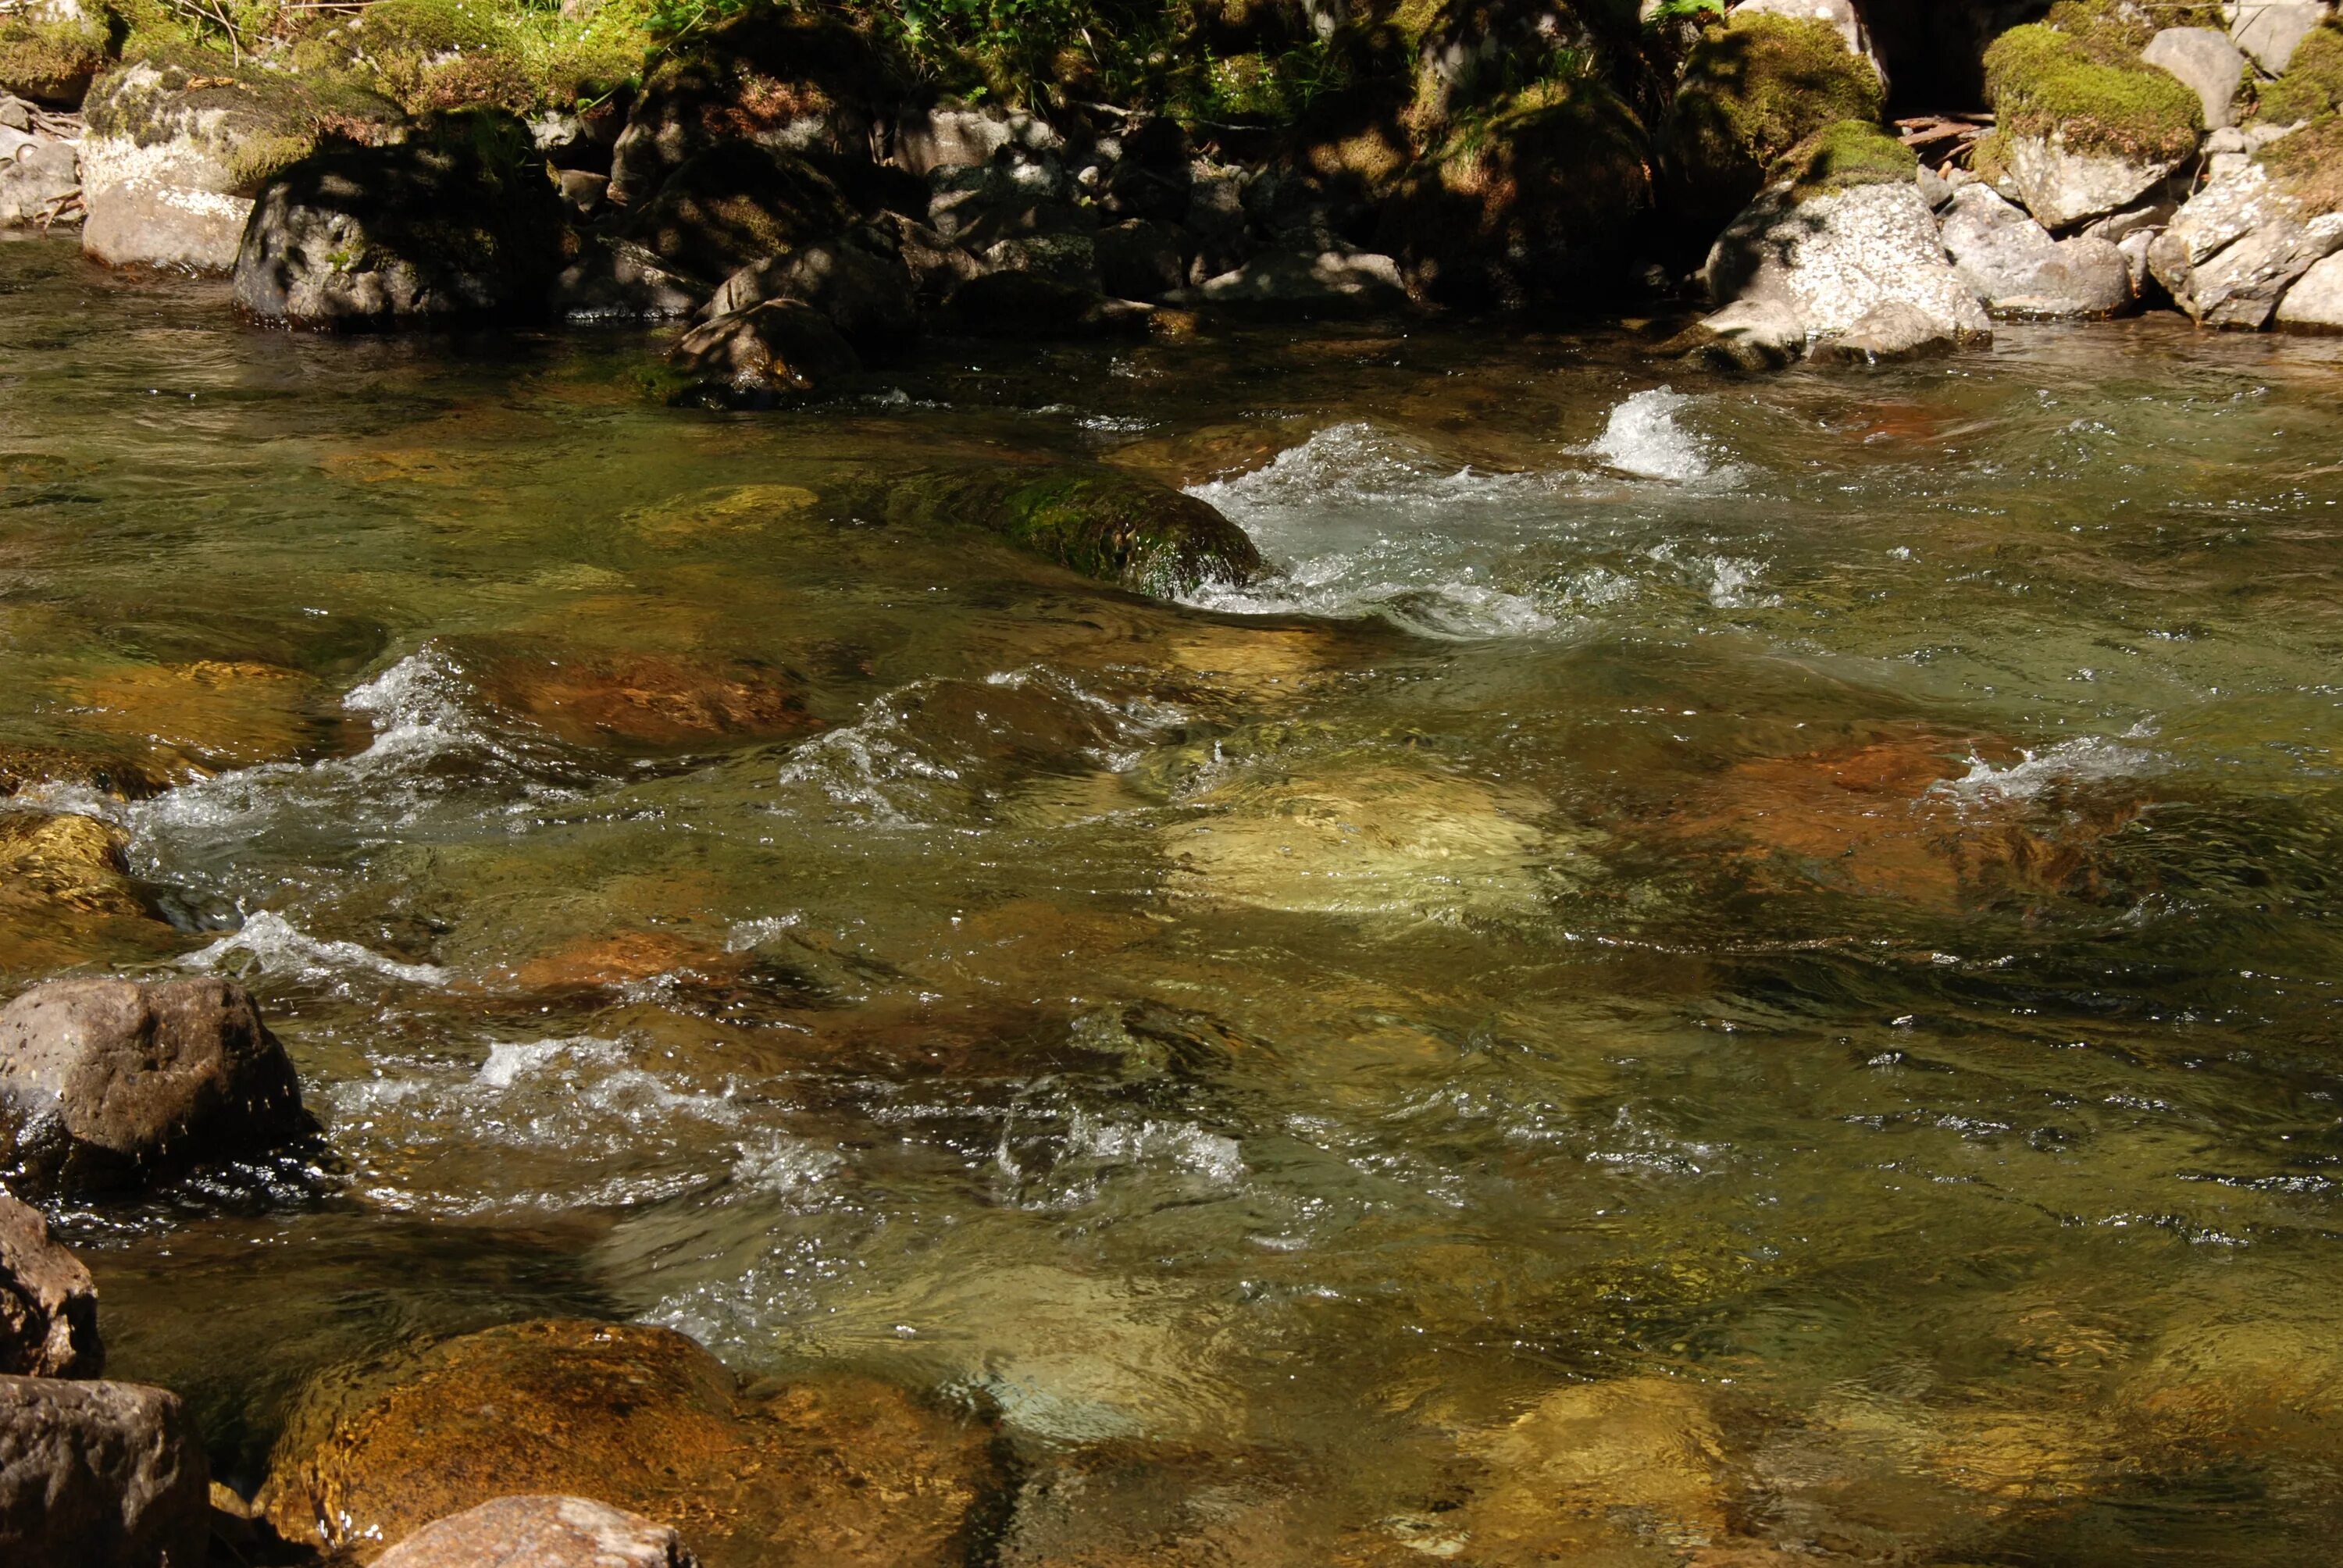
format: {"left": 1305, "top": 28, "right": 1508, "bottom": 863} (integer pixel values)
{"left": 665, "top": 298, "right": 862, "bottom": 406}
{"left": 925, "top": 154, "right": 1082, "bottom": 248}
{"left": 1705, "top": 178, "right": 1991, "bottom": 344}
{"left": 864, "top": 210, "right": 981, "bottom": 306}
{"left": 2233, "top": 0, "right": 2331, "bottom": 73}
{"left": 61, "top": 657, "right": 326, "bottom": 770}
{"left": 0, "top": 134, "right": 77, "bottom": 228}
{"left": 259, "top": 1318, "right": 1002, "bottom": 1568}
{"left": 1460, "top": 1377, "right": 1735, "bottom": 1556}
{"left": 0, "top": 1190, "right": 100, "bottom": 1378}
{"left": 2277, "top": 247, "right": 2343, "bottom": 328}
{"left": 704, "top": 239, "right": 918, "bottom": 351}
{"left": 234, "top": 111, "right": 568, "bottom": 330}
{"left": 946, "top": 270, "right": 1155, "bottom": 338}
{"left": 474, "top": 648, "right": 819, "bottom": 752}
{"left": 0, "top": 1374, "right": 210, "bottom": 1568}
{"left": 2149, "top": 160, "right": 2343, "bottom": 327}
{"left": 2144, "top": 27, "right": 2247, "bottom": 130}
{"left": 0, "top": 812, "right": 144, "bottom": 918}
{"left": 892, "top": 100, "right": 1061, "bottom": 177}
{"left": 1657, "top": 296, "right": 1808, "bottom": 371}
{"left": 376, "top": 1495, "right": 697, "bottom": 1568}
{"left": 2001, "top": 130, "right": 2187, "bottom": 230}
{"left": 979, "top": 229, "right": 1100, "bottom": 290}
{"left": 0, "top": 976, "right": 310, "bottom": 1195}
{"left": 1180, "top": 247, "right": 1409, "bottom": 317}
{"left": 79, "top": 60, "right": 402, "bottom": 273}
{"left": 1093, "top": 217, "right": 1186, "bottom": 301}
{"left": 1938, "top": 184, "right": 2134, "bottom": 317}
{"left": 1732, "top": 0, "right": 1878, "bottom": 69}
{"left": 622, "top": 140, "right": 858, "bottom": 286}
{"left": 555, "top": 235, "right": 704, "bottom": 321}
{"left": 1808, "top": 298, "right": 1960, "bottom": 363}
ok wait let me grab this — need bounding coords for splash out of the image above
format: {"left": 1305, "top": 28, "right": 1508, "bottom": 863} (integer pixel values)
{"left": 177, "top": 910, "right": 451, "bottom": 986}
{"left": 1585, "top": 388, "right": 1732, "bottom": 483}
{"left": 1934, "top": 736, "right": 2164, "bottom": 807}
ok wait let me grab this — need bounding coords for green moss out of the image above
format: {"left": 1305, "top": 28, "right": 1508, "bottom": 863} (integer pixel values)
{"left": 0, "top": 9, "right": 109, "bottom": 103}
{"left": 1779, "top": 116, "right": 1914, "bottom": 198}
{"left": 2259, "top": 111, "right": 2343, "bottom": 212}
{"left": 1672, "top": 12, "right": 1881, "bottom": 176}
{"left": 2256, "top": 22, "right": 2343, "bottom": 125}
{"left": 1984, "top": 22, "right": 2202, "bottom": 161}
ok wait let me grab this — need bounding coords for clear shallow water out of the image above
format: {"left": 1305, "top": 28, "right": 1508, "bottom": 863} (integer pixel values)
{"left": 9, "top": 230, "right": 2343, "bottom": 1562}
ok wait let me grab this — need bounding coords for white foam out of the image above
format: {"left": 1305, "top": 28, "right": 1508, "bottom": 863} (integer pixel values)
{"left": 1067, "top": 1109, "right": 1246, "bottom": 1185}
{"left": 1584, "top": 388, "right": 1731, "bottom": 483}
{"left": 1933, "top": 736, "right": 2163, "bottom": 806}
{"left": 177, "top": 910, "right": 450, "bottom": 986}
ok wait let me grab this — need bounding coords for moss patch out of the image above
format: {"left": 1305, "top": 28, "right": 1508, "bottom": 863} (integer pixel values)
{"left": 1665, "top": 11, "right": 1880, "bottom": 231}
{"left": 0, "top": 8, "right": 109, "bottom": 105}
{"left": 2256, "top": 22, "right": 2343, "bottom": 125}
{"left": 1984, "top": 22, "right": 2202, "bottom": 162}
{"left": 1779, "top": 117, "right": 1915, "bottom": 199}
{"left": 2259, "top": 112, "right": 2343, "bottom": 213}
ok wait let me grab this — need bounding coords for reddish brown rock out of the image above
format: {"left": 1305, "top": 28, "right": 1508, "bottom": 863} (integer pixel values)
{"left": 479, "top": 650, "right": 818, "bottom": 752}
{"left": 0, "top": 1374, "right": 210, "bottom": 1568}
{"left": 0, "top": 1191, "right": 101, "bottom": 1378}
{"left": 259, "top": 1318, "right": 1004, "bottom": 1567}
{"left": 376, "top": 1495, "right": 698, "bottom": 1567}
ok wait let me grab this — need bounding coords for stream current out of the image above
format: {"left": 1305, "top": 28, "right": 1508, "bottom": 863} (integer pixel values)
{"left": 8, "top": 231, "right": 2343, "bottom": 1563}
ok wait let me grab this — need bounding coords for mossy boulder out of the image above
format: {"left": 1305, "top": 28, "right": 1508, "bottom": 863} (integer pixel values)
{"left": 872, "top": 465, "right": 1262, "bottom": 597}
{"left": 2256, "top": 20, "right": 2343, "bottom": 125}
{"left": 1375, "top": 79, "right": 1653, "bottom": 308}
{"left": 622, "top": 139, "right": 859, "bottom": 284}
{"left": 289, "top": 0, "right": 644, "bottom": 119}
{"left": 1776, "top": 117, "right": 1916, "bottom": 200}
{"left": 1979, "top": 17, "right": 2202, "bottom": 226}
{"left": 233, "top": 109, "right": 569, "bottom": 329}
{"left": 1664, "top": 9, "right": 1883, "bottom": 242}
{"left": 0, "top": 0, "right": 107, "bottom": 106}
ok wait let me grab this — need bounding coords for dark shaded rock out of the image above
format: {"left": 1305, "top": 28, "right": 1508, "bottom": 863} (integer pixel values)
{"left": 1094, "top": 217, "right": 1187, "bottom": 301}
{"left": 0, "top": 976, "right": 310, "bottom": 1195}
{"left": 865, "top": 208, "right": 982, "bottom": 306}
{"left": 555, "top": 234, "right": 704, "bottom": 321}
{"left": 945, "top": 270, "right": 1153, "bottom": 338}
{"left": 376, "top": 1495, "right": 697, "bottom": 1567}
{"left": 706, "top": 236, "right": 918, "bottom": 350}
{"left": 892, "top": 99, "right": 1061, "bottom": 177}
{"left": 875, "top": 465, "right": 1261, "bottom": 597}
{"left": 666, "top": 298, "right": 862, "bottom": 406}
{"left": 1181, "top": 247, "right": 1407, "bottom": 318}
{"left": 258, "top": 1318, "right": 1002, "bottom": 1568}
{"left": 1100, "top": 116, "right": 1191, "bottom": 223}
{"left": 1655, "top": 297, "right": 1806, "bottom": 371}
{"left": 0, "top": 1374, "right": 209, "bottom": 1568}
{"left": 622, "top": 141, "right": 857, "bottom": 286}
{"left": 234, "top": 110, "right": 567, "bottom": 330}
{"left": 0, "top": 1190, "right": 100, "bottom": 1378}
{"left": 925, "top": 153, "right": 1085, "bottom": 250}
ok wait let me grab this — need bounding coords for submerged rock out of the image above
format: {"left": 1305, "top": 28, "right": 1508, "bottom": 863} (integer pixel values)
{"left": 0, "top": 811, "right": 145, "bottom": 918}
{"left": 0, "top": 1374, "right": 210, "bottom": 1568}
{"left": 259, "top": 1318, "right": 1002, "bottom": 1567}
{"left": 474, "top": 647, "right": 818, "bottom": 752}
{"left": 61, "top": 657, "right": 332, "bottom": 771}
{"left": 876, "top": 465, "right": 1260, "bottom": 597}
{"left": 376, "top": 1495, "right": 699, "bottom": 1568}
{"left": 0, "top": 1190, "right": 101, "bottom": 1378}
{"left": 667, "top": 298, "right": 863, "bottom": 405}
{"left": 0, "top": 976, "right": 310, "bottom": 1195}
{"left": 234, "top": 110, "right": 567, "bottom": 329}
{"left": 1938, "top": 184, "right": 2132, "bottom": 318}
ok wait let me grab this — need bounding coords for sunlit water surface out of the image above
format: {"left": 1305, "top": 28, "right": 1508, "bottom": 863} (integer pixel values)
{"left": 9, "top": 230, "right": 2343, "bottom": 1564}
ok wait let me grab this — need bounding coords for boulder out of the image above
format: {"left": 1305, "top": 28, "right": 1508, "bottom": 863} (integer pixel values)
{"left": 1731, "top": 0, "right": 1874, "bottom": 66}
{"left": 1981, "top": 23, "right": 2202, "bottom": 228}
{"left": 665, "top": 298, "right": 861, "bottom": 406}
{"left": 554, "top": 235, "right": 704, "bottom": 321}
{"left": 1807, "top": 298, "right": 1959, "bottom": 363}
{"left": 1999, "top": 130, "right": 2190, "bottom": 229}
{"left": 2276, "top": 247, "right": 2343, "bottom": 328}
{"left": 0, "top": 976, "right": 310, "bottom": 1195}
{"left": 0, "top": 126, "right": 77, "bottom": 227}
{"left": 1099, "top": 116, "right": 1191, "bottom": 224}
{"left": 979, "top": 229, "right": 1100, "bottom": 290}
{"left": 1657, "top": 297, "right": 1808, "bottom": 370}
{"left": 79, "top": 59, "right": 403, "bottom": 273}
{"left": 1094, "top": 217, "right": 1187, "bottom": 301}
{"left": 892, "top": 99, "right": 1061, "bottom": 177}
{"left": 234, "top": 111, "right": 567, "bottom": 329}
{"left": 864, "top": 209, "right": 982, "bottom": 305}
{"left": 2143, "top": 27, "right": 2245, "bottom": 130}
{"left": 258, "top": 1318, "right": 1002, "bottom": 1567}
{"left": 1705, "top": 178, "right": 1990, "bottom": 344}
{"left": 1938, "top": 183, "right": 2133, "bottom": 316}
{"left": 2234, "top": 0, "right": 2331, "bottom": 74}
{"left": 622, "top": 140, "right": 858, "bottom": 286}
{"left": 0, "top": 0, "right": 105, "bottom": 106}
{"left": 945, "top": 270, "right": 1154, "bottom": 339}
{"left": 376, "top": 1495, "right": 697, "bottom": 1568}
{"left": 925, "top": 153, "right": 1083, "bottom": 249}
{"left": 704, "top": 237, "right": 918, "bottom": 350}
{"left": 1180, "top": 247, "right": 1408, "bottom": 317}
{"left": 0, "top": 1374, "right": 210, "bottom": 1568}
{"left": 872, "top": 465, "right": 1261, "bottom": 597}
{"left": 2148, "top": 159, "right": 2343, "bottom": 326}
{"left": 471, "top": 645, "right": 818, "bottom": 752}
{"left": 0, "top": 1192, "right": 100, "bottom": 1378}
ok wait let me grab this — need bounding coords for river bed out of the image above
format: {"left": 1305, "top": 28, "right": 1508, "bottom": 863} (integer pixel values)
{"left": 9, "top": 230, "right": 2343, "bottom": 1564}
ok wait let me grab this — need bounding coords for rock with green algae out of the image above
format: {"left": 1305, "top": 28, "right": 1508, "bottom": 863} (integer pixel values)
{"left": 872, "top": 465, "right": 1262, "bottom": 597}
{"left": 2255, "top": 20, "right": 2343, "bottom": 124}
{"left": 0, "top": 0, "right": 105, "bottom": 106}
{"left": 1979, "top": 18, "right": 2203, "bottom": 226}
{"left": 234, "top": 109, "right": 568, "bottom": 329}
{"left": 257, "top": 1318, "right": 1004, "bottom": 1568}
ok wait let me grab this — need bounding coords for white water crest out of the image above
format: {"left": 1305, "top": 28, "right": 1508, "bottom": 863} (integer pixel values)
{"left": 1934, "top": 736, "right": 2165, "bottom": 807}
{"left": 1585, "top": 387, "right": 1733, "bottom": 483}
{"left": 177, "top": 910, "right": 451, "bottom": 986}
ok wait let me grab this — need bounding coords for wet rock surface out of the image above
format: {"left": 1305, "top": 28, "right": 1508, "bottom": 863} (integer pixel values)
{"left": 259, "top": 1318, "right": 1004, "bottom": 1567}
{"left": 0, "top": 1190, "right": 100, "bottom": 1378}
{"left": 668, "top": 298, "right": 864, "bottom": 405}
{"left": 0, "top": 1374, "right": 210, "bottom": 1568}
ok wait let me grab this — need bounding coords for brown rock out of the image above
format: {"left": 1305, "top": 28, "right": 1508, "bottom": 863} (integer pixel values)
{"left": 62, "top": 659, "right": 334, "bottom": 770}
{"left": 668, "top": 298, "right": 862, "bottom": 406}
{"left": 259, "top": 1318, "right": 1004, "bottom": 1567}
{"left": 376, "top": 1495, "right": 698, "bottom": 1567}
{"left": 0, "top": 976, "right": 310, "bottom": 1194}
{"left": 477, "top": 650, "right": 819, "bottom": 752}
{"left": 0, "top": 1374, "right": 211, "bottom": 1568}
{"left": 0, "top": 1190, "right": 101, "bottom": 1377}
{"left": 0, "top": 812, "right": 148, "bottom": 917}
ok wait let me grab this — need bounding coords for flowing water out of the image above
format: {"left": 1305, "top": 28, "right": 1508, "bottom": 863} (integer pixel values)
{"left": 9, "top": 227, "right": 2343, "bottom": 1563}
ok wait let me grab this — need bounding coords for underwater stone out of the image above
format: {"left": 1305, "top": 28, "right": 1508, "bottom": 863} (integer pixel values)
{"left": 375, "top": 1495, "right": 698, "bottom": 1568}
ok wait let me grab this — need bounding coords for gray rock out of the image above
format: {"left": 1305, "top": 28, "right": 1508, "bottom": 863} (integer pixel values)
{"left": 2144, "top": 27, "right": 2246, "bottom": 130}
{"left": 1938, "top": 184, "right": 2134, "bottom": 317}
{"left": 1808, "top": 299, "right": 1959, "bottom": 364}
{"left": 2148, "top": 159, "right": 2343, "bottom": 326}
{"left": 1658, "top": 297, "right": 1808, "bottom": 371}
{"left": 704, "top": 240, "right": 918, "bottom": 350}
{"left": 1916, "top": 166, "right": 1952, "bottom": 211}
{"left": 2205, "top": 125, "right": 2252, "bottom": 155}
{"left": 555, "top": 237, "right": 704, "bottom": 321}
{"left": 0, "top": 1192, "right": 100, "bottom": 1379}
{"left": 0, "top": 977, "right": 310, "bottom": 1195}
{"left": 2231, "top": 0, "right": 2331, "bottom": 73}
{"left": 2277, "top": 248, "right": 2343, "bottom": 329}
{"left": 0, "top": 94, "right": 28, "bottom": 133}
{"left": 2002, "top": 130, "right": 2188, "bottom": 230}
{"left": 892, "top": 102, "right": 1061, "bottom": 178}
{"left": 0, "top": 136, "right": 77, "bottom": 228}
{"left": 667, "top": 299, "right": 862, "bottom": 405}
{"left": 926, "top": 154, "right": 1079, "bottom": 247}
{"left": 0, "top": 1375, "right": 209, "bottom": 1568}
{"left": 980, "top": 229, "right": 1101, "bottom": 291}
{"left": 376, "top": 1495, "right": 697, "bottom": 1568}
{"left": 233, "top": 118, "right": 568, "bottom": 330}
{"left": 1094, "top": 218, "right": 1187, "bottom": 302}
{"left": 1705, "top": 179, "right": 1990, "bottom": 344}
{"left": 1179, "top": 248, "right": 1408, "bottom": 317}
{"left": 2118, "top": 226, "right": 2159, "bottom": 291}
